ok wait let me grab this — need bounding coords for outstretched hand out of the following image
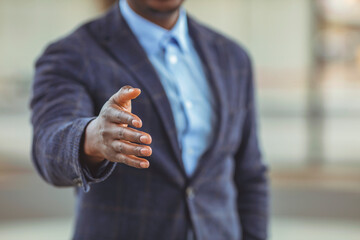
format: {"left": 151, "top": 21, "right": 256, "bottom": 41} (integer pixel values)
{"left": 83, "top": 85, "right": 152, "bottom": 169}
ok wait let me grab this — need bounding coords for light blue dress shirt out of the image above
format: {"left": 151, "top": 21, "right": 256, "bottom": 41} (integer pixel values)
{"left": 120, "top": 0, "right": 216, "bottom": 176}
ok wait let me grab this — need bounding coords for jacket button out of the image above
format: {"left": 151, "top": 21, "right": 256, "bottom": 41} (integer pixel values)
{"left": 186, "top": 187, "right": 195, "bottom": 200}
{"left": 73, "top": 177, "right": 83, "bottom": 187}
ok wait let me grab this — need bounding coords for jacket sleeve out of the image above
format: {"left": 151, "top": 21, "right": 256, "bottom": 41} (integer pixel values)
{"left": 30, "top": 40, "right": 117, "bottom": 192}
{"left": 234, "top": 53, "right": 269, "bottom": 240}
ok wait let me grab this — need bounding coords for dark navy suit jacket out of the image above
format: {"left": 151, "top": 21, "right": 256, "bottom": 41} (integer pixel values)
{"left": 31, "top": 4, "right": 269, "bottom": 240}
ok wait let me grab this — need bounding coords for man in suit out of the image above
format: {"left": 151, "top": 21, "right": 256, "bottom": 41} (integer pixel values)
{"left": 31, "top": 0, "right": 269, "bottom": 239}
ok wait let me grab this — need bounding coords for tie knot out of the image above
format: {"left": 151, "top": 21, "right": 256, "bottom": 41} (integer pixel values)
{"left": 161, "top": 35, "right": 180, "bottom": 51}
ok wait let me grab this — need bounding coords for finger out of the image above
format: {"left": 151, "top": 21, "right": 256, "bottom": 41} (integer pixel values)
{"left": 114, "top": 126, "right": 152, "bottom": 144}
{"left": 105, "top": 107, "right": 142, "bottom": 128}
{"left": 114, "top": 153, "right": 150, "bottom": 169}
{"left": 112, "top": 140, "right": 152, "bottom": 157}
{"left": 111, "top": 85, "right": 141, "bottom": 108}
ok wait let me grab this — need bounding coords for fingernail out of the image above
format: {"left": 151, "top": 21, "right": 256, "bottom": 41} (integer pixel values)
{"left": 132, "top": 120, "right": 141, "bottom": 127}
{"left": 140, "top": 148, "right": 150, "bottom": 155}
{"left": 128, "top": 88, "right": 134, "bottom": 92}
{"left": 140, "top": 161, "right": 149, "bottom": 168}
{"left": 140, "top": 135, "right": 148, "bottom": 143}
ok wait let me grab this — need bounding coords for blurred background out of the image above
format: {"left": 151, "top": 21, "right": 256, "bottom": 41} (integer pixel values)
{"left": 0, "top": 0, "right": 359, "bottom": 239}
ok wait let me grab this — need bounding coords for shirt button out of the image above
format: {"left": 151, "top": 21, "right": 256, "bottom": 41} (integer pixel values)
{"left": 185, "top": 101, "right": 193, "bottom": 109}
{"left": 186, "top": 187, "right": 195, "bottom": 200}
{"left": 169, "top": 55, "right": 178, "bottom": 64}
{"left": 188, "top": 148, "right": 194, "bottom": 154}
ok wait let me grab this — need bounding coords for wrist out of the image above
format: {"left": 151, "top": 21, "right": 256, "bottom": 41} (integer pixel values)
{"left": 83, "top": 118, "right": 104, "bottom": 165}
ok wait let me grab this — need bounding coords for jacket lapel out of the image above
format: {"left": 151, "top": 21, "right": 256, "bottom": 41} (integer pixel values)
{"left": 187, "top": 17, "right": 227, "bottom": 179}
{"left": 98, "top": 6, "right": 186, "bottom": 175}
{"left": 96, "top": 6, "right": 227, "bottom": 180}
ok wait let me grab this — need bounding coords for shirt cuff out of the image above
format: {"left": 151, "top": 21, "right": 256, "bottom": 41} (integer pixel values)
{"left": 74, "top": 117, "right": 117, "bottom": 192}
{"left": 82, "top": 159, "right": 117, "bottom": 184}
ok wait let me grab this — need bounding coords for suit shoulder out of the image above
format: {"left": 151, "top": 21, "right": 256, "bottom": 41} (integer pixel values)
{"left": 42, "top": 4, "right": 116, "bottom": 56}
{"left": 191, "top": 19, "right": 251, "bottom": 63}
{"left": 216, "top": 32, "right": 251, "bottom": 65}
{"left": 40, "top": 21, "right": 94, "bottom": 58}
{"left": 34, "top": 19, "right": 100, "bottom": 86}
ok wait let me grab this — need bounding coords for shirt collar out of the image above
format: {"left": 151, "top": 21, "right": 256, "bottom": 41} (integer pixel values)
{"left": 119, "top": 0, "right": 190, "bottom": 55}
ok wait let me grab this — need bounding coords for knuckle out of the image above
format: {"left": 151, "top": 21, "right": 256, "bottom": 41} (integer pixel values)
{"left": 120, "top": 85, "right": 131, "bottom": 92}
{"left": 117, "top": 154, "right": 126, "bottom": 163}
{"left": 100, "top": 110, "right": 108, "bottom": 120}
{"left": 123, "top": 157, "right": 131, "bottom": 166}
{"left": 136, "top": 133, "right": 142, "bottom": 142}
{"left": 99, "top": 128, "right": 106, "bottom": 138}
{"left": 116, "top": 111, "right": 121, "bottom": 120}
{"left": 117, "top": 111, "right": 124, "bottom": 122}
{"left": 102, "top": 106, "right": 112, "bottom": 118}
{"left": 136, "top": 147, "right": 143, "bottom": 155}
{"left": 117, "top": 143, "right": 124, "bottom": 153}
{"left": 118, "top": 127, "right": 125, "bottom": 139}
{"left": 127, "top": 114, "right": 133, "bottom": 124}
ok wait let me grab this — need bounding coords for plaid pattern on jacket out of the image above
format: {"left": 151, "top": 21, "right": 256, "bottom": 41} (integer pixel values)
{"left": 31, "top": 4, "right": 269, "bottom": 240}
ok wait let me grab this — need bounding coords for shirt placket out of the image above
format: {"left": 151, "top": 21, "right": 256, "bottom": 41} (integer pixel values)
{"left": 164, "top": 41, "right": 198, "bottom": 174}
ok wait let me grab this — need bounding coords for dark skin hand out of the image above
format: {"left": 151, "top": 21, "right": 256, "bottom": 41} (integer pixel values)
{"left": 83, "top": 86, "right": 152, "bottom": 169}
{"left": 83, "top": 0, "right": 185, "bottom": 169}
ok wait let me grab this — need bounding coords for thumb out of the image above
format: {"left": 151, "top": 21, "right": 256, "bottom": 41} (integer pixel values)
{"left": 111, "top": 85, "right": 141, "bottom": 110}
